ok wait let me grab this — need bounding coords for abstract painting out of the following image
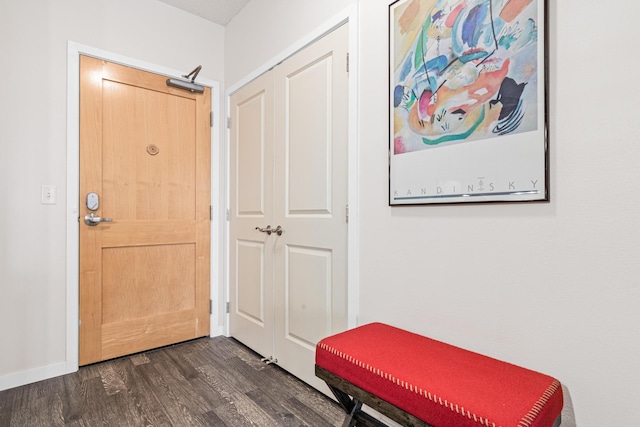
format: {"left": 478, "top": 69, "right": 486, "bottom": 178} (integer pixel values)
{"left": 389, "top": 0, "right": 548, "bottom": 205}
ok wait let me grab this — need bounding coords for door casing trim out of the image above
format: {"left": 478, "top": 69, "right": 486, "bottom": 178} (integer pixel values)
{"left": 66, "top": 42, "right": 221, "bottom": 373}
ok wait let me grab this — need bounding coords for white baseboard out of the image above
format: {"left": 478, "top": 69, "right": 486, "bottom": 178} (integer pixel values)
{"left": 210, "top": 325, "right": 227, "bottom": 337}
{"left": 0, "top": 362, "right": 75, "bottom": 391}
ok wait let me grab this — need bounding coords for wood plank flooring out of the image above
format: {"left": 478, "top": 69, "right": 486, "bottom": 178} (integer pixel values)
{"left": 0, "top": 337, "right": 346, "bottom": 426}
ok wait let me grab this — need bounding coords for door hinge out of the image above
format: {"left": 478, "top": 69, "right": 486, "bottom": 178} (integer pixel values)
{"left": 210, "top": 300, "right": 213, "bottom": 314}
{"left": 210, "top": 205, "right": 213, "bottom": 221}
{"left": 210, "top": 111, "right": 214, "bottom": 127}
{"left": 226, "top": 301, "right": 230, "bottom": 314}
{"left": 346, "top": 204, "right": 349, "bottom": 224}
{"left": 226, "top": 208, "right": 230, "bottom": 221}
{"left": 346, "top": 52, "right": 349, "bottom": 73}
{"left": 227, "top": 117, "right": 231, "bottom": 129}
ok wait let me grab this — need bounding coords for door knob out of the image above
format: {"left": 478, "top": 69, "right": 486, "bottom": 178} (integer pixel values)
{"left": 255, "top": 225, "right": 284, "bottom": 236}
{"left": 84, "top": 212, "right": 113, "bottom": 226}
{"left": 256, "top": 225, "right": 273, "bottom": 235}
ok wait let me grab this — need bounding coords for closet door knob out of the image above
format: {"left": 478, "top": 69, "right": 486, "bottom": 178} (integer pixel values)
{"left": 255, "top": 225, "right": 273, "bottom": 235}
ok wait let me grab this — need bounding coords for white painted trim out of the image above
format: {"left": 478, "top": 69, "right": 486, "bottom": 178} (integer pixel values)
{"left": 64, "top": 42, "right": 222, "bottom": 378}
{"left": 346, "top": 4, "right": 360, "bottom": 329}
{"left": 209, "top": 67, "right": 224, "bottom": 338}
{"left": 0, "top": 362, "right": 69, "bottom": 392}
{"left": 223, "top": 3, "right": 360, "bottom": 333}
{"left": 66, "top": 45, "right": 81, "bottom": 374}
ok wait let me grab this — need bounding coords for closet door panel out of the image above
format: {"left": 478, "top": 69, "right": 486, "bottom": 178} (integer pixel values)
{"left": 229, "top": 72, "right": 275, "bottom": 359}
{"left": 274, "top": 23, "right": 350, "bottom": 391}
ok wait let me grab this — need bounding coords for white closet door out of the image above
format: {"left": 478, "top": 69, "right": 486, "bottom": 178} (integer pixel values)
{"left": 229, "top": 72, "right": 275, "bottom": 360}
{"left": 228, "top": 23, "right": 349, "bottom": 391}
{"left": 273, "top": 23, "right": 349, "bottom": 390}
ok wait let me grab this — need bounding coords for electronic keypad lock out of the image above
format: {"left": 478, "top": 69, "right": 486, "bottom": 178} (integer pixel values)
{"left": 86, "top": 192, "right": 99, "bottom": 211}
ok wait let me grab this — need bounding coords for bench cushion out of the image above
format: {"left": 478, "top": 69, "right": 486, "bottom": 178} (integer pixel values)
{"left": 316, "top": 323, "right": 563, "bottom": 427}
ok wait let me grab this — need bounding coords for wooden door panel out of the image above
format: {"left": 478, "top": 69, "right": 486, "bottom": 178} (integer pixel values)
{"left": 102, "top": 79, "right": 196, "bottom": 221}
{"left": 79, "top": 56, "right": 210, "bottom": 365}
{"left": 102, "top": 244, "right": 196, "bottom": 323}
{"left": 101, "top": 310, "right": 199, "bottom": 360}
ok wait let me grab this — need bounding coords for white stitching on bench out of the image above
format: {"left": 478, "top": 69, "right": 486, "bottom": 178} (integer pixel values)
{"left": 320, "top": 342, "right": 560, "bottom": 427}
{"left": 517, "top": 381, "right": 561, "bottom": 427}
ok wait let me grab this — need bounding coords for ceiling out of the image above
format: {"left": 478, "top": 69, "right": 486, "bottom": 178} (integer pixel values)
{"left": 156, "top": 0, "right": 251, "bottom": 26}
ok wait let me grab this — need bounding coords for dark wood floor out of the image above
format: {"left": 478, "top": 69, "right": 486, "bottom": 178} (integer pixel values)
{"left": 0, "top": 337, "right": 346, "bottom": 426}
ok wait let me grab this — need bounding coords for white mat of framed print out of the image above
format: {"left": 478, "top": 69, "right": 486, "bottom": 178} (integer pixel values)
{"left": 389, "top": 0, "right": 548, "bottom": 205}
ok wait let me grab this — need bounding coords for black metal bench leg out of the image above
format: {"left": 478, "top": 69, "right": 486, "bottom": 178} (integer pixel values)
{"left": 328, "top": 384, "right": 356, "bottom": 414}
{"left": 327, "top": 384, "right": 387, "bottom": 427}
{"left": 343, "top": 399, "right": 363, "bottom": 427}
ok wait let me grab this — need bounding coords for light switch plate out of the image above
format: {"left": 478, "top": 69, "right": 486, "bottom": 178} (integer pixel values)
{"left": 41, "top": 185, "right": 57, "bottom": 205}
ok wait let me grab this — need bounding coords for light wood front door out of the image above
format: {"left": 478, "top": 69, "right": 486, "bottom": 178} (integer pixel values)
{"left": 79, "top": 56, "right": 211, "bottom": 365}
{"left": 229, "top": 23, "right": 349, "bottom": 390}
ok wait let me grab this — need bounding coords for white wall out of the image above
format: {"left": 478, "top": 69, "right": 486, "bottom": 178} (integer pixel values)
{"left": 226, "top": 1, "right": 640, "bottom": 426}
{"left": 0, "top": 0, "right": 224, "bottom": 388}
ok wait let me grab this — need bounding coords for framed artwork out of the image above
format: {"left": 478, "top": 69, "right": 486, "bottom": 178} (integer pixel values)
{"left": 389, "top": 0, "right": 549, "bottom": 205}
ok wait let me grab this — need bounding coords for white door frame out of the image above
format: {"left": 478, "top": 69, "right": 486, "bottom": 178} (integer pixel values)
{"left": 224, "top": 5, "right": 360, "bottom": 334}
{"left": 65, "top": 42, "right": 222, "bottom": 373}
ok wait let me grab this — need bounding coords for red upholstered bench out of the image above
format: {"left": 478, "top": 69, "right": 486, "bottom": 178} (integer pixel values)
{"left": 315, "top": 323, "right": 563, "bottom": 427}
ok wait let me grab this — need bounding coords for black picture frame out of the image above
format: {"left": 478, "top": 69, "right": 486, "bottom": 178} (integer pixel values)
{"left": 389, "top": 0, "right": 549, "bottom": 205}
